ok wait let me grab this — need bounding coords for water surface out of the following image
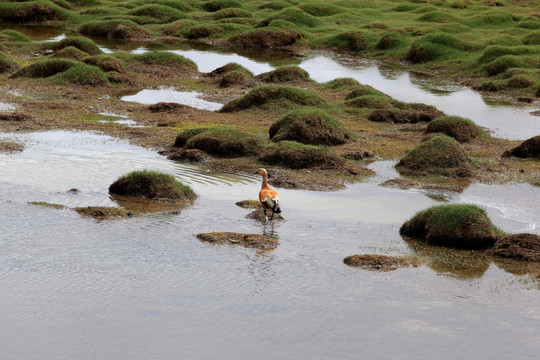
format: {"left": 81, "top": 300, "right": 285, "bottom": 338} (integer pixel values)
{"left": 1, "top": 130, "right": 540, "bottom": 360}
{"left": 121, "top": 88, "right": 223, "bottom": 111}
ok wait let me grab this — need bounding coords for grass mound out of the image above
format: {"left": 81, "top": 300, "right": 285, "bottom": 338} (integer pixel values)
{"left": 183, "top": 126, "right": 264, "bottom": 157}
{"left": 376, "top": 31, "right": 406, "bottom": 50}
{"left": 174, "top": 128, "right": 209, "bottom": 147}
{"left": 201, "top": 0, "right": 242, "bottom": 12}
{"left": 368, "top": 102, "right": 444, "bottom": 124}
{"left": 258, "top": 141, "right": 344, "bottom": 169}
{"left": 400, "top": 204, "right": 502, "bottom": 249}
{"left": 109, "top": 170, "right": 196, "bottom": 203}
{"left": 321, "top": 78, "right": 360, "bottom": 91}
{"left": 426, "top": 116, "right": 487, "bottom": 143}
{"left": 219, "top": 70, "right": 250, "bottom": 87}
{"left": 226, "top": 29, "right": 302, "bottom": 48}
{"left": 502, "top": 135, "right": 540, "bottom": 159}
{"left": 0, "top": 1, "right": 69, "bottom": 23}
{"left": 0, "top": 30, "right": 31, "bottom": 43}
{"left": 83, "top": 55, "right": 125, "bottom": 73}
{"left": 128, "top": 51, "right": 197, "bottom": 72}
{"left": 73, "top": 206, "right": 132, "bottom": 220}
{"left": 0, "top": 52, "right": 19, "bottom": 74}
{"left": 54, "top": 36, "right": 101, "bottom": 55}
{"left": 269, "top": 108, "right": 351, "bottom": 145}
{"left": 396, "top": 135, "right": 472, "bottom": 177}
{"left": 345, "top": 85, "right": 389, "bottom": 100}
{"left": 207, "top": 62, "right": 250, "bottom": 77}
{"left": 50, "top": 63, "right": 108, "bottom": 86}
{"left": 128, "top": 4, "right": 191, "bottom": 24}
{"left": 79, "top": 20, "right": 150, "bottom": 39}
{"left": 53, "top": 46, "right": 89, "bottom": 61}
{"left": 219, "top": 85, "right": 325, "bottom": 112}
{"left": 407, "top": 33, "right": 477, "bottom": 63}
{"left": 256, "top": 66, "right": 311, "bottom": 83}
{"left": 324, "top": 30, "right": 379, "bottom": 52}
{"left": 345, "top": 95, "right": 393, "bottom": 109}
{"left": 10, "top": 58, "right": 78, "bottom": 78}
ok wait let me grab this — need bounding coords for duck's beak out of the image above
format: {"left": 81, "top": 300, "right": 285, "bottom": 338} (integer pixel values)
{"left": 253, "top": 170, "right": 259, "bottom": 174}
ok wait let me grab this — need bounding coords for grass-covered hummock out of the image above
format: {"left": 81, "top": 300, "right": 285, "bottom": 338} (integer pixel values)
{"left": 73, "top": 206, "right": 132, "bottom": 220}
{"left": 0, "top": 52, "right": 19, "bottom": 74}
{"left": 268, "top": 108, "right": 352, "bottom": 145}
{"left": 127, "top": 51, "right": 198, "bottom": 72}
{"left": 183, "top": 126, "right": 265, "bottom": 157}
{"left": 226, "top": 28, "right": 303, "bottom": 48}
{"left": 53, "top": 46, "right": 89, "bottom": 61}
{"left": 0, "top": 0, "right": 71, "bottom": 23}
{"left": 426, "top": 116, "right": 488, "bottom": 143}
{"left": 256, "top": 66, "right": 311, "bottom": 83}
{"left": 109, "top": 170, "right": 196, "bottom": 203}
{"left": 83, "top": 55, "right": 126, "bottom": 73}
{"left": 79, "top": 20, "right": 150, "bottom": 40}
{"left": 219, "top": 84, "right": 326, "bottom": 112}
{"left": 54, "top": 36, "right": 102, "bottom": 56}
{"left": 259, "top": 140, "right": 344, "bottom": 169}
{"left": 502, "top": 135, "right": 540, "bottom": 159}
{"left": 400, "top": 204, "right": 503, "bottom": 249}
{"left": 396, "top": 135, "right": 472, "bottom": 178}
{"left": 10, "top": 58, "right": 78, "bottom": 78}
{"left": 0, "top": 30, "right": 31, "bottom": 43}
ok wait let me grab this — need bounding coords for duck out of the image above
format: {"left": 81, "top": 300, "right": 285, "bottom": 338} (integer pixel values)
{"left": 255, "top": 168, "right": 281, "bottom": 220}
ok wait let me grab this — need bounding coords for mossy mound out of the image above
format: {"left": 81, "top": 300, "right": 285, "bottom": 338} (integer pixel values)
{"left": 259, "top": 141, "right": 344, "bottom": 169}
{"left": 196, "top": 232, "right": 278, "bottom": 250}
{"left": 219, "top": 70, "right": 251, "bottom": 87}
{"left": 79, "top": 20, "right": 150, "bottom": 40}
{"left": 345, "top": 85, "right": 389, "bottom": 100}
{"left": 83, "top": 55, "right": 125, "bottom": 73}
{"left": 54, "top": 36, "right": 102, "bottom": 56}
{"left": 0, "top": 52, "right": 19, "bottom": 74}
{"left": 53, "top": 46, "right": 89, "bottom": 61}
{"left": 367, "top": 106, "right": 444, "bottom": 124}
{"left": 219, "top": 85, "right": 325, "bottom": 112}
{"left": 129, "top": 51, "right": 197, "bottom": 72}
{"left": 109, "top": 170, "right": 196, "bottom": 204}
{"left": 226, "top": 29, "right": 302, "bottom": 48}
{"left": 324, "top": 30, "right": 379, "bottom": 52}
{"left": 0, "top": 1, "right": 69, "bottom": 23}
{"left": 426, "top": 116, "right": 486, "bottom": 143}
{"left": 174, "top": 128, "right": 209, "bottom": 147}
{"left": 256, "top": 66, "right": 311, "bottom": 83}
{"left": 128, "top": 4, "right": 191, "bottom": 24}
{"left": 396, "top": 135, "right": 472, "bottom": 178}
{"left": 207, "top": 62, "right": 250, "bottom": 77}
{"left": 10, "top": 58, "right": 78, "bottom": 78}
{"left": 489, "top": 233, "right": 540, "bottom": 262}
{"left": 321, "top": 77, "right": 360, "bottom": 91}
{"left": 268, "top": 109, "right": 352, "bottom": 145}
{"left": 400, "top": 204, "right": 502, "bottom": 249}
{"left": 0, "top": 30, "right": 31, "bottom": 43}
{"left": 50, "top": 63, "right": 108, "bottom": 86}
{"left": 343, "top": 254, "right": 423, "bottom": 272}
{"left": 164, "top": 148, "right": 211, "bottom": 162}
{"left": 183, "top": 126, "right": 264, "bottom": 157}
{"left": 73, "top": 206, "right": 132, "bottom": 220}
{"left": 502, "top": 135, "right": 540, "bottom": 159}
{"left": 407, "top": 33, "right": 477, "bottom": 63}
{"left": 376, "top": 31, "right": 406, "bottom": 50}
{"left": 345, "top": 95, "right": 393, "bottom": 109}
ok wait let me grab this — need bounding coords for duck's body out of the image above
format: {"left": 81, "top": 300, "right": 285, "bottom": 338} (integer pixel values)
{"left": 255, "top": 168, "right": 281, "bottom": 220}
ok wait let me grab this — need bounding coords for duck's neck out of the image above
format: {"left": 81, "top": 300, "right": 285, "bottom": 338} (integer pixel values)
{"left": 261, "top": 173, "right": 268, "bottom": 187}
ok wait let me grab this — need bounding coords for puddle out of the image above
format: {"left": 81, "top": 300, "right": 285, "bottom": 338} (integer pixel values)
{"left": 120, "top": 87, "right": 223, "bottom": 111}
{"left": 0, "top": 102, "right": 16, "bottom": 112}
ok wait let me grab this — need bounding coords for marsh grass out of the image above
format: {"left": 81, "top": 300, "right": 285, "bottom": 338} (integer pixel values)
{"left": 183, "top": 126, "right": 265, "bottom": 157}
{"left": 219, "top": 84, "right": 326, "bottom": 112}
{"left": 0, "top": 52, "right": 19, "bottom": 74}
{"left": 259, "top": 140, "right": 344, "bottom": 169}
{"left": 109, "top": 170, "right": 196, "bottom": 203}
{"left": 0, "top": 30, "right": 31, "bottom": 43}
{"left": 426, "top": 116, "right": 489, "bottom": 143}
{"left": 269, "top": 108, "right": 352, "bottom": 145}
{"left": 53, "top": 46, "right": 89, "bottom": 60}
{"left": 54, "top": 36, "right": 101, "bottom": 55}
{"left": 396, "top": 135, "right": 472, "bottom": 178}
{"left": 255, "top": 65, "right": 311, "bottom": 83}
{"left": 400, "top": 204, "right": 504, "bottom": 249}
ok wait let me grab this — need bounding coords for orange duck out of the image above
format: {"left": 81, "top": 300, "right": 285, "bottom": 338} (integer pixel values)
{"left": 255, "top": 168, "right": 282, "bottom": 220}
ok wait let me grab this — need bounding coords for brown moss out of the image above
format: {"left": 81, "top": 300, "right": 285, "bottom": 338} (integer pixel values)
{"left": 0, "top": 113, "right": 32, "bottom": 122}
{"left": 149, "top": 102, "right": 190, "bottom": 112}
{"left": 73, "top": 206, "right": 132, "bottom": 220}
{"left": 0, "top": 141, "right": 24, "bottom": 153}
{"left": 489, "top": 233, "right": 540, "bottom": 262}
{"left": 259, "top": 141, "right": 345, "bottom": 169}
{"left": 368, "top": 107, "right": 444, "bottom": 124}
{"left": 196, "top": 232, "right": 278, "bottom": 250}
{"left": 256, "top": 66, "right": 311, "bottom": 83}
{"left": 163, "top": 148, "right": 211, "bottom": 162}
{"left": 343, "top": 254, "right": 423, "bottom": 271}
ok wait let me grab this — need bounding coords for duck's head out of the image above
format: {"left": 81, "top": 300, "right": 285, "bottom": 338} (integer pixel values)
{"left": 254, "top": 168, "right": 267, "bottom": 177}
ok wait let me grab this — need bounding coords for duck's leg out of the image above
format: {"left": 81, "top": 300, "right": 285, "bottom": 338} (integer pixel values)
{"left": 269, "top": 210, "right": 274, "bottom": 220}
{"left": 263, "top": 208, "right": 267, "bottom": 218}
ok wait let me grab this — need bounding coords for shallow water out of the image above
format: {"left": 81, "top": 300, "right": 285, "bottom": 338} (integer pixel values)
{"left": 120, "top": 88, "right": 223, "bottom": 111}
{"left": 1, "top": 130, "right": 540, "bottom": 359}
